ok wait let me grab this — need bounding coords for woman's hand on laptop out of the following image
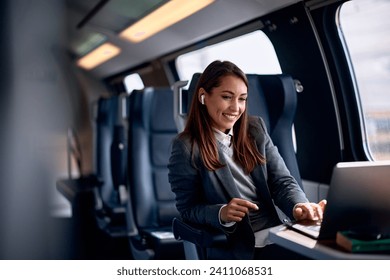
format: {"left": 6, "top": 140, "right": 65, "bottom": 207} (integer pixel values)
{"left": 293, "top": 199, "right": 327, "bottom": 221}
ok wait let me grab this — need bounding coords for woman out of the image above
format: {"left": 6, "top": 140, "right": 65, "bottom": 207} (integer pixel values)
{"left": 168, "top": 60, "right": 326, "bottom": 259}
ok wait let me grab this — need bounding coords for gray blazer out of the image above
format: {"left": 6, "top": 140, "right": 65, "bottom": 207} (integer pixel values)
{"left": 168, "top": 117, "right": 308, "bottom": 259}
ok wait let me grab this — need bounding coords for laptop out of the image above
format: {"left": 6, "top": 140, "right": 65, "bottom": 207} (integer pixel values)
{"left": 285, "top": 161, "right": 390, "bottom": 240}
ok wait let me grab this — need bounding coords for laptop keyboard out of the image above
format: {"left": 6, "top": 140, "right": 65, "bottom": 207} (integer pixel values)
{"left": 294, "top": 223, "right": 321, "bottom": 232}
{"left": 291, "top": 221, "right": 322, "bottom": 238}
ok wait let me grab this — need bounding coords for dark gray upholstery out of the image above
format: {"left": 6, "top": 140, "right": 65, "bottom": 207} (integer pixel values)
{"left": 95, "top": 95, "right": 128, "bottom": 208}
{"left": 250, "top": 74, "right": 302, "bottom": 188}
{"left": 93, "top": 95, "right": 129, "bottom": 237}
{"left": 126, "top": 87, "right": 184, "bottom": 259}
{"left": 56, "top": 94, "right": 130, "bottom": 251}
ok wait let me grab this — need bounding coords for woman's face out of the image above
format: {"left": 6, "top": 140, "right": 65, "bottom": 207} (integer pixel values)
{"left": 200, "top": 74, "right": 247, "bottom": 133}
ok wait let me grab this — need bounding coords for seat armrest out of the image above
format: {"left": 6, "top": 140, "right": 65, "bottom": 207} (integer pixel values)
{"left": 56, "top": 174, "right": 103, "bottom": 204}
{"left": 172, "top": 218, "right": 227, "bottom": 247}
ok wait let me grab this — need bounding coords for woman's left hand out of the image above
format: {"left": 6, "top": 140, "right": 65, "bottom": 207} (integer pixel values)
{"left": 293, "top": 199, "right": 327, "bottom": 221}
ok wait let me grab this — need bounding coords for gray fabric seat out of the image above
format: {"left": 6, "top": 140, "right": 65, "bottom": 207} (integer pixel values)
{"left": 126, "top": 87, "right": 184, "bottom": 259}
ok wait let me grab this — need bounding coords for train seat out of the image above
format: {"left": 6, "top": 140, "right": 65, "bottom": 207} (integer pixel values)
{"left": 92, "top": 94, "right": 130, "bottom": 237}
{"left": 125, "top": 87, "right": 184, "bottom": 259}
{"left": 172, "top": 73, "right": 302, "bottom": 259}
{"left": 56, "top": 94, "right": 130, "bottom": 238}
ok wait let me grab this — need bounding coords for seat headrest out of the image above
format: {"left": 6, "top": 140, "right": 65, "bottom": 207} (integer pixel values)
{"left": 186, "top": 73, "right": 202, "bottom": 112}
{"left": 151, "top": 88, "right": 176, "bottom": 132}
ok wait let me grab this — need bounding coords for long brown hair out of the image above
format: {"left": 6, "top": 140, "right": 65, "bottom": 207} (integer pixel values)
{"left": 182, "top": 60, "right": 265, "bottom": 173}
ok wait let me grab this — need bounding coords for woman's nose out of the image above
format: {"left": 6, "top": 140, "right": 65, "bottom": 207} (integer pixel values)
{"left": 230, "top": 99, "right": 239, "bottom": 111}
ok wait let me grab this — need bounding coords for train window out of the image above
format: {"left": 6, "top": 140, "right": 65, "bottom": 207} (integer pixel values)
{"left": 124, "top": 73, "right": 144, "bottom": 93}
{"left": 176, "top": 30, "right": 282, "bottom": 82}
{"left": 339, "top": 0, "right": 390, "bottom": 160}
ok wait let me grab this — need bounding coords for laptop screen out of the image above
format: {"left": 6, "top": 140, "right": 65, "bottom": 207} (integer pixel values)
{"left": 319, "top": 161, "right": 390, "bottom": 239}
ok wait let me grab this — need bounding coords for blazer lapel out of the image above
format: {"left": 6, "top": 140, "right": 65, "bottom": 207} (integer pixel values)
{"left": 251, "top": 164, "right": 274, "bottom": 204}
{"left": 214, "top": 148, "right": 242, "bottom": 199}
{"left": 251, "top": 164, "right": 282, "bottom": 219}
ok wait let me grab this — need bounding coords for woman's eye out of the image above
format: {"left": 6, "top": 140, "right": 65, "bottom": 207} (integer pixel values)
{"left": 239, "top": 97, "right": 247, "bottom": 102}
{"left": 222, "top": 95, "right": 232, "bottom": 100}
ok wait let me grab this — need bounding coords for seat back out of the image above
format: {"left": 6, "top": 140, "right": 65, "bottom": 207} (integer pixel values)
{"left": 93, "top": 94, "right": 129, "bottom": 236}
{"left": 94, "top": 94, "right": 128, "bottom": 207}
{"left": 126, "top": 87, "right": 183, "bottom": 259}
{"left": 248, "top": 74, "right": 302, "bottom": 188}
{"left": 55, "top": 94, "right": 130, "bottom": 259}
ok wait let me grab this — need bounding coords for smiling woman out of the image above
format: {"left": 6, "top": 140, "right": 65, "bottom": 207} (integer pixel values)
{"left": 2, "top": 0, "right": 389, "bottom": 265}
{"left": 168, "top": 60, "right": 325, "bottom": 260}
{"left": 199, "top": 70, "right": 248, "bottom": 133}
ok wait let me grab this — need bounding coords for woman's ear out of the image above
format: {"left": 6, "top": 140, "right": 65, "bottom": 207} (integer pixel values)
{"left": 198, "top": 88, "right": 206, "bottom": 104}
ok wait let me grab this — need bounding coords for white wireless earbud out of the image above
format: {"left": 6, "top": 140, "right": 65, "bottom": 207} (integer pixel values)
{"left": 201, "top": 94, "right": 205, "bottom": 105}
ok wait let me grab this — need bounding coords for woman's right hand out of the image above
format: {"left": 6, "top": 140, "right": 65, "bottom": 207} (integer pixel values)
{"left": 220, "top": 198, "right": 259, "bottom": 223}
{"left": 293, "top": 199, "right": 327, "bottom": 221}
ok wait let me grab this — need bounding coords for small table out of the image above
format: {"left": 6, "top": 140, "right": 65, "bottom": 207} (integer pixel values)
{"left": 269, "top": 225, "right": 390, "bottom": 259}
